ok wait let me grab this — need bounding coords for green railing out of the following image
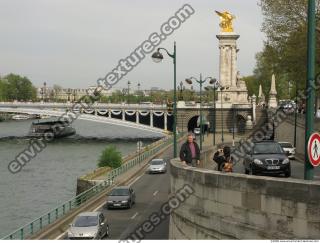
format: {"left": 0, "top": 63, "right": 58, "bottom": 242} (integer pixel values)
{"left": 2, "top": 133, "right": 184, "bottom": 240}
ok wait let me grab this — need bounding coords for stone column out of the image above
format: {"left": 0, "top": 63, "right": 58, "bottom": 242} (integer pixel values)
{"left": 252, "top": 95, "right": 257, "bottom": 124}
{"left": 150, "top": 111, "right": 153, "bottom": 127}
{"left": 122, "top": 109, "right": 125, "bottom": 121}
{"left": 108, "top": 110, "right": 111, "bottom": 118}
{"left": 94, "top": 109, "right": 97, "bottom": 116}
{"left": 164, "top": 112, "right": 168, "bottom": 131}
{"left": 136, "top": 111, "right": 139, "bottom": 124}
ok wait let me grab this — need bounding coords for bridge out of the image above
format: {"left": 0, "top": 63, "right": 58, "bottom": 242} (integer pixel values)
{"left": 0, "top": 101, "right": 257, "bottom": 134}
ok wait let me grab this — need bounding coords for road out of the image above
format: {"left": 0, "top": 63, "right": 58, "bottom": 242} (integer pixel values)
{"left": 98, "top": 142, "right": 179, "bottom": 240}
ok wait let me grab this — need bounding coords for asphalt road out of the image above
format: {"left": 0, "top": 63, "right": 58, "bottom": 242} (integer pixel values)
{"left": 99, "top": 143, "right": 179, "bottom": 240}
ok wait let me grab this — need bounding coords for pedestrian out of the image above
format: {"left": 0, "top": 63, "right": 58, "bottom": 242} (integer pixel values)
{"left": 180, "top": 133, "right": 200, "bottom": 167}
{"left": 213, "top": 145, "right": 233, "bottom": 172}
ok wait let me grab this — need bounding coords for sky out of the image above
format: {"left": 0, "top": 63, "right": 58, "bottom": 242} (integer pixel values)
{"left": 0, "top": 0, "right": 265, "bottom": 90}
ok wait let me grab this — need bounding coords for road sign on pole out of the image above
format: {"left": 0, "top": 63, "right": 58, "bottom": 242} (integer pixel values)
{"left": 307, "top": 132, "right": 320, "bottom": 167}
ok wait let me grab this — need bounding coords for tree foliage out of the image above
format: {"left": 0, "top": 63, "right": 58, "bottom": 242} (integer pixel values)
{"left": 253, "top": 0, "right": 320, "bottom": 99}
{"left": 0, "top": 74, "right": 37, "bottom": 101}
{"left": 98, "top": 145, "right": 122, "bottom": 168}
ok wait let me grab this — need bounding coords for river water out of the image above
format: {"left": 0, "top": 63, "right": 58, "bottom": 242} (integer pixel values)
{"left": 0, "top": 119, "right": 162, "bottom": 237}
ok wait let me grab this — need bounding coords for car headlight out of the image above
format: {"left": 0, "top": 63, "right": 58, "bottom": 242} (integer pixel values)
{"left": 282, "top": 158, "right": 290, "bottom": 164}
{"left": 67, "top": 231, "right": 74, "bottom": 237}
{"left": 121, "top": 200, "right": 128, "bottom": 203}
{"left": 107, "top": 200, "right": 113, "bottom": 203}
{"left": 253, "top": 159, "right": 263, "bottom": 165}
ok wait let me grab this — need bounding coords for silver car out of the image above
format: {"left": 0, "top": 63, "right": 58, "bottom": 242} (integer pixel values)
{"left": 279, "top": 141, "right": 296, "bottom": 159}
{"left": 67, "top": 212, "right": 109, "bottom": 239}
{"left": 148, "top": 159, "right": 167, "bottom": 174}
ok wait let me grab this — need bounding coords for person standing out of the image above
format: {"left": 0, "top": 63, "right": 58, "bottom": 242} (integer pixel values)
{"left": 180, "top": 133, "right": 200, "bottom": 167}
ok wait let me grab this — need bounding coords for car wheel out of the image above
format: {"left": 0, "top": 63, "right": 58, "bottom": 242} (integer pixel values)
{"left": 105, "top": 225, "right": 110, "bottom": 238}
{"left": 284, "top": 169, "right": 291, "bottom": 178}
{"left": 249, "top": 166, "right": 255, "bottom": 175}
{"left": 128, "top": 200, "right": 132, "bottom": 209}
{"left": 244, "top": 167, "right": 249, "bottom": 174}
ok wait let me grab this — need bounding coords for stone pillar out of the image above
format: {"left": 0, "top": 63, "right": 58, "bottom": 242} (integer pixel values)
{"left": 164, "top": 112, "right": 168, "bottom": 131}
{"left": 94, "top": 109, "right": 97, "bottom": 116}
{"left": 136, "top": 111, "right": 139, "bottom": 124}
{"left": 217, "top": 33, "right": 239, "bottom": 89}
{"left": 150, "top": 111, "right": 153, "bottom": 127}
{"left": 268, "top": 74, "right": 278, "bottom": 108}
{"left": 108, "top": 110, "right": 111, "bottom": 118}
{"left": 252, "top": 95, "right": 257, "bottom": 124}
{"left": 122, "top": 109, "right": 125, "bottom": 121}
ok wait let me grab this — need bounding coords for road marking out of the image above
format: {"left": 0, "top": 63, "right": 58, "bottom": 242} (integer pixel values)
{"left": 128, "top": 173, "right": 144, "bottom": 187}
{"left": 55, "top": 232, "right": 67, "bottom": 240}
{"left": 153, "top": 190, "right": 159, "bottom": 196}
{"left": 131, "top": 212, "right": 138, "bottom": 219}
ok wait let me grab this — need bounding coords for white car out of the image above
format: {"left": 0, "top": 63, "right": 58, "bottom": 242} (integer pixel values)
{"left": 148, "top": 159, "right": 167, "bottom": 174}
{"left": 278, "top": 142, "right": 295, "bottom": 159}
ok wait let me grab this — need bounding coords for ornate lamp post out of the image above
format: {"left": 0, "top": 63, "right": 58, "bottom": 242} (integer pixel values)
{"left": 185, "top": 75, "right": 216, "bottom": 150}
{"left": 205, "top": 78, "right": 220, "bottom": 146}
{"left": 178, "top": 81, "right": 185, "bottom": 101}
{"left": 152, "top": 42, "right": 177, "bottom": 157}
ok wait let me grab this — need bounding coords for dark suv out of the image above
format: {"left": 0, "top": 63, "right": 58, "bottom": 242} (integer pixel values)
{"left": 243, "top": 141, "right": 291, "bottom": 177}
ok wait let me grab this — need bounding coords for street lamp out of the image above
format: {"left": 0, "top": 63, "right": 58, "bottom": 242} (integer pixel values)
{"left": 219, "top": 86, "right": 229, "bottom": 143}
{"left": 185, "top": 74, "right": 216, "bottom": 150}
{"left": 294, "top": 80, "right": 298, "bottom": 148}
{"left": 152, "top": 42, "right": 177, "bottom": 158}
{"left": 127, "top": 81, "right": 131, "bottom": 104}
{"left": 205, "top": 79, "right": 220, "bottom": 146}
{"left": 178, "top": 81, "right": 185, "bottom": 101}
{"left": 137, "top": 82, "right": 141, "bottom": 104}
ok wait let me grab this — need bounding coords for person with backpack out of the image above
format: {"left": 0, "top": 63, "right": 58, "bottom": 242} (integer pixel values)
{"left": 213, "top": 145, "right": 233, "bottom": 172}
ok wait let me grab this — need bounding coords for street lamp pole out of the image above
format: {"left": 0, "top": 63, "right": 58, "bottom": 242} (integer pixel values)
{"left": 152, "top": 42, "right": 177, "bottom": 158}
{"left": 220, "top": 87, "right": 225, "bottom": 143}
{"left": 294, "top": 80, "right": 298, "bottom": 148}
{"left": 304, "top": 0, "right": 316, "bottom": 180}
{"left": 185, "top": 75, "right": 216, "bottom": 150}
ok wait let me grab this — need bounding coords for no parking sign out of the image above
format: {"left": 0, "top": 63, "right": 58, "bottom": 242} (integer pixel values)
{"left": 307, "top": 132, "right": 320, "bottom": 167}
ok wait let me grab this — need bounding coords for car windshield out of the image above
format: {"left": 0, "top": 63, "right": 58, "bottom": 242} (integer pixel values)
{"left": 253, "top": 143, "right": 284, "bottom": 154}
{"left": 73, "top": 216, "right": 98, "bottom": 227}
{"left": 110, "top": 188, "right": 129, "bottom": 196}
{"left": 151, "top": 160, "right": 164, "bottom": 165}
{"left": 279, "top": 143, "right": 293, "bottom": 148}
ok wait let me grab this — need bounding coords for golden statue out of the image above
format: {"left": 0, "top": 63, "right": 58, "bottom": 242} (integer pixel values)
{"left": 215, "top": 10, "right": 235, "bottom": 32}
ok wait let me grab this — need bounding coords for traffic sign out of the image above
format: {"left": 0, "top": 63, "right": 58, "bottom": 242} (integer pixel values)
{"left": 307, "top": 132, "right": 320, "bottom": 167}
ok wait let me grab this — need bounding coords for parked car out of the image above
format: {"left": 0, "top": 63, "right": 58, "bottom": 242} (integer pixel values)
{"left": 148, "top": 159, "right": 167, "bottom": 174}
{"left": 278, "top": 141, "right": 295, "bottom": 159}
{"left": 194, "top": 128, "right": 201, "bottom": 135}
{"left": 243, "top": 141, "right": 291, "bottom": 177}
{"left": 67, "top": 212, "right": 109, "bottom": 239}
{"left": 106, "top": 186, "right": 135, "bottom": 209}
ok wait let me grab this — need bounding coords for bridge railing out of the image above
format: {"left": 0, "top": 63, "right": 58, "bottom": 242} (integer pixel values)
{"left": 2, "top": 133, "right": 184, "bottom": 240}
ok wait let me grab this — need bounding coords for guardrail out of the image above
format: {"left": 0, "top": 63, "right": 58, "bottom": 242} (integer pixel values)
{"left": 2, "top": 133, "right": 184, "bottom": 240}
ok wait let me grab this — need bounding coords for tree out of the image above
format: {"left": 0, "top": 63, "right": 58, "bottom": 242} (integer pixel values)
{"left": 253, "top": 0, "right": 320, "bottom": 100}
{"left": 98, "top": 146, "right": 122, "bottom": 168}
{"left": 1, "top": 74, "right": 37, "bottom": 101}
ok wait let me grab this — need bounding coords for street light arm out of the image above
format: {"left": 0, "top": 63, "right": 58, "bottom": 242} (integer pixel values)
{"left": 157, "top": 48, "right": 174, "bottom": 59}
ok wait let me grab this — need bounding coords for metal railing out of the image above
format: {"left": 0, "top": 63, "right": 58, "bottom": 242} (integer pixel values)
{"left": 2, "top": 133, "right": 183, "bottom": 240}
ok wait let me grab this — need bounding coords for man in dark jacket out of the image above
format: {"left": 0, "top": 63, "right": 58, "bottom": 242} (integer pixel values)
{"left": 180, "top": 133, "right": 200, "bottom": 167}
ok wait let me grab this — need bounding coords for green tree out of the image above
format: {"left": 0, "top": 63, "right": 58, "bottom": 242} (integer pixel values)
{"left": 252, "top": 0, "right": 320, "bottom": 100}
{"left": 98, "top": 145, "right": 122, "bottom": 168}
{"left": 4, "top": 74, "right": 37, "bottom": 101}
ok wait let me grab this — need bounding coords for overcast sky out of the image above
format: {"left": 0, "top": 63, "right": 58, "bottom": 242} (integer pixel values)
{"left": 0, "top": 0, "right": 264, "bottom": 90}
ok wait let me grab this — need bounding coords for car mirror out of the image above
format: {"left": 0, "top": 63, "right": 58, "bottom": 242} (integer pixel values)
{"left": 100, "top": 222, "right": 105, "bottom": 226}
